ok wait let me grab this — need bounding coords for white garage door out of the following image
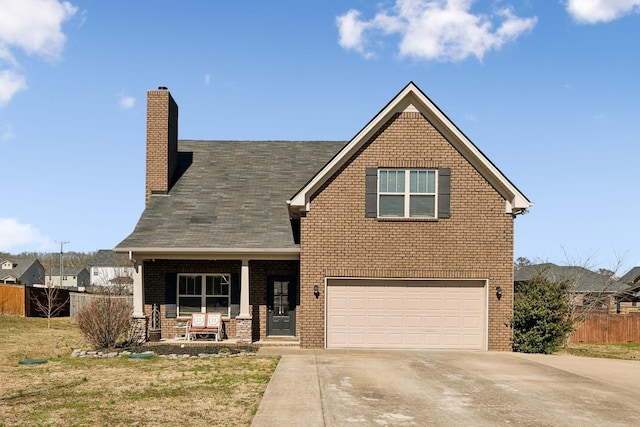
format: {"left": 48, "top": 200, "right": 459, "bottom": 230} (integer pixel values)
{"left": 326, "top": 279, "right": 486, "bottom": 349}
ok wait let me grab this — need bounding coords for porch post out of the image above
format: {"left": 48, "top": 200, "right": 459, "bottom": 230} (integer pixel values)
{"left": 132, "top": 263, "right": 144, "bottom": 318}
{"left": 235, "top": 259, "right": 252, "bottom": 342}
{"left": 131, "top": 263, "right": 147, "bottom": 344}
{"left": 239, "top": 259, "right": 250, "bottom": 318}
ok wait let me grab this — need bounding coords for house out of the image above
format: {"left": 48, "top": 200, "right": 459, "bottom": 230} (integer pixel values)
{"left": 46, "top": 267, "right": 90, "bottom": 290}
{"left": 0, "top": 256, "right": 44, "bottom": 285}
{"left": 89, "top": 249, "right": 135, "bottom": 292}
{"left": 115, "top": 82, "right": 531, "bottom": 350}
{"left": 514, "top": 263, "right": 637, "bottom": 313}
{"left": 615, "top": 266, "right": 640, "bottom": 313}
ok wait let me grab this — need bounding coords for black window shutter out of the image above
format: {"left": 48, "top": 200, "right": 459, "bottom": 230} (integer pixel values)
{"left": 438, "top": 168, "right": 451, "bottom": 219}
{"left": 165, "top": 273, "right": 177, "bottom": 318}
{"left": 365, "top": 168, "right": 378, "bottom": 218}
{"left": 230, "top": 273, "right": 240, "bottom": 318}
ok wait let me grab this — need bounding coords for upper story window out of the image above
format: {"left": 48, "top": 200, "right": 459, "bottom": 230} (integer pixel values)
{"left": 378, "top": 169, "right": 437, "bottom": 218}
{"left": 365, "top": 167, "right": 450, "bottom": 219}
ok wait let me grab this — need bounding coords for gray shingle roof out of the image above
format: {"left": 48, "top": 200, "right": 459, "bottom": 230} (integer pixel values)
{"left": 90, "top": 250, "right": 134, "bottom": 267}
{"left": 618, "top": 266, "right": 640, "bottom": 285}
{"left": 514, "top": 263, "right": 624, "bottom": 293}
{"left": 0, "top": 255, "right": 41, "bottom": 281}
{"left": 116, "top": 140, "right": 346, "bottom": 250}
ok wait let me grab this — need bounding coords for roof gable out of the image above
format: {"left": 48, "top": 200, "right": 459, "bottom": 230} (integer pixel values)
{"left": 288, "top": 82, "right": 531, "bottom": 215}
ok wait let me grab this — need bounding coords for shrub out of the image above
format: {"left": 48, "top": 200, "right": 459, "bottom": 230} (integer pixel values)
{"left": 76, "top": 297, "right": 133, "bottom": 350}
{"left": 512, "top": 275, "right": 573, "bottom": 354}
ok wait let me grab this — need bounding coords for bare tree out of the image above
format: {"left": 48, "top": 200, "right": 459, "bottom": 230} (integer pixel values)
{"left": 32, "top": 283, "right": 69, "bottom": 329}
{"left": 559, "top": 250, "right": 628, "bottom": 346}
{"left": 89, "top": 266, "right": 134, "bottom": 296}
{"left": 514, "top": 256, "right": 533, "bottom": 270}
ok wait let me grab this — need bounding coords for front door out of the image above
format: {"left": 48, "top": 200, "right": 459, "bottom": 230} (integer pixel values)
{"left": 267, "top": 276, "right": 296, "bottom": 336}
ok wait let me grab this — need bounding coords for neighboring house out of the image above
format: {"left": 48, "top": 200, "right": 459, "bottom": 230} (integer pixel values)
{"left": 46, "top": 267, "right": 90, "bottom": 290}
{"left": 115, "top": 83, "right": 531, "bottom": 350}
{"left": 0, "top": 256, "right": 44, "bottom": 285}
{"left": 89, "top": 250, "right": 135, "bottom": 290}
{"left": 0, "top": 256, "right": 70, "bottom": 317}
{"left": 514, "top": 263, "right": 635, "bottom": 312}
{"left": 616, "top": 266, "right": 640, "bottom": 313}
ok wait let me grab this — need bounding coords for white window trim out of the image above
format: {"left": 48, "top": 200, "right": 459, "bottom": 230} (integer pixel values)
{"left": 377, "top": 169, "right": 438, "bottom": 218}
{"left": 177, "top": 273, "right": 231, "bottom": 317}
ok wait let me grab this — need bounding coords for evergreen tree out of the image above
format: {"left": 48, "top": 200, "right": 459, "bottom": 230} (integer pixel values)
{"left": 513, "top": 275, "right": 573, "bottom": 354}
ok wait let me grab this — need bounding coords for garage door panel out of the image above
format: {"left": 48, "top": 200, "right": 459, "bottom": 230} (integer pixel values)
{"left": 368, "top": 298, "right": 385, "bottom": 310}
{"left": 463, "top": 315, "right": 482, "bottom": 328}
{"left": 406, "top": 298, "right": 424, "bottom": 310}
{"left": 387, "top": 298, "right": 404, "bottom": 310}
{"left": 405, "top": 316, "right": 422, "bottom": 327}
{"left": 349, "top": 315, "right": 366, "bottom": 327}
{"left": 425, "top": 299, "right": 442, "bottom": 310}
{"left": 327, "top": 280, "right": 486, "bottom": 350}
{"left": 444, "top": 298, "right": 463, "bottom": 310}
{"left": 368, "top": 316, "right": 386, "bottom": 327}
{"left": 443, "top": 316, "right": 462, "bottom": 328}
{"left": 349, "top": 298, "right": 367, "bottom": 310}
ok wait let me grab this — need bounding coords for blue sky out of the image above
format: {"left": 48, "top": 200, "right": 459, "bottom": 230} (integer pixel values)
{"left": 1, "top": 0, "right": 639, "bottom": 273}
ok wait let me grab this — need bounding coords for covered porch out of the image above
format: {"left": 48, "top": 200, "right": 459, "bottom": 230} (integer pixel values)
{"left": 125, "top": 249, "right": 300, "bottom": 344}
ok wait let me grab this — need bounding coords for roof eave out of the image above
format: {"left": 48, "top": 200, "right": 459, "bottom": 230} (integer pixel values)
{"left": 114, "top": 247, "right": 300, "bottom": 261}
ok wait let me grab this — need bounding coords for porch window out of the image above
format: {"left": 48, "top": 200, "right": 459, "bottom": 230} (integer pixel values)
{"left": 177, "top": 274, "right": 230, "bottom": 317}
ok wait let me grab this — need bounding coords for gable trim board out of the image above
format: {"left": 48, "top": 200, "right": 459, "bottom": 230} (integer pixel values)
{"left": 288, "top": 82, "right": 532, "bottom": 216}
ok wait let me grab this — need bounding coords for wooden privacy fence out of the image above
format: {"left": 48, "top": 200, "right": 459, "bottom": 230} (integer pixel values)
{"left": 70, "top": 293, "right": 133, "bottom": 322}
{"left": 1, "top": 284, "right": 70, "bottom": 317}
{"left": 570, "top": 313, "right": 640, "bottom": 344}
{"left": 0, "top": 283, "right": 26, "bottom": 316}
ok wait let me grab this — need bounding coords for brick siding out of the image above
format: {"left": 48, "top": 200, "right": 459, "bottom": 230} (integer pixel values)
{"left": 299, "top": 112, "right": 515, "bottom": 350}
{"left": 146, "top": 89, "right": 178, "bottom": 204}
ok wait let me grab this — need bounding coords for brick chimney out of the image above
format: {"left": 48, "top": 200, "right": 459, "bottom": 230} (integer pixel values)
{"left": 146, "top": 87, "right": 178, "bottom": 204}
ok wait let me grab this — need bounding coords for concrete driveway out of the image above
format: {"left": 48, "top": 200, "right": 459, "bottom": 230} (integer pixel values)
{"left": 252, "top": 349, "right": 640, "bottom": 426}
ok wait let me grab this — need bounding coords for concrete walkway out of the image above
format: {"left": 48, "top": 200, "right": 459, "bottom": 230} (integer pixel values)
{"left": 252, "top": 349, "right": 640, "bottom": 427}
{"left": 252, "top": 348, "right": 324, "bottom": 427}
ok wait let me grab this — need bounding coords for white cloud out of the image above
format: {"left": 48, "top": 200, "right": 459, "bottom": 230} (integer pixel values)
{"left": 336, "top": 10, "right": 377, "bottom": 58}
{"left": 204, "top": 73, "right": 211, "bottom": 85}
{"left": 0, "top": 218, "right": 52, "bottom": 252}
{"left": 0, "top": 0, "right": 77, "bottom": 105}
{"left": 336, "top": 0, "right": 537, "bottom": 62}
{"left": 0, "top": 69, "right": 27, "bottom": 106}
{"left": 0, "top": 0, "right": 77, "bottom": 59}
{"left": 566, "top": 0, "right": 640, "bottom": 23}
{"left": 117, "top": 92, "right": 135, "bottom": 110}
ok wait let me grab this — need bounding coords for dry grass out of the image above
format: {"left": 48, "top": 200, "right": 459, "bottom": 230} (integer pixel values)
{"left": 561, "top": 343, "right": 640, "bottom": 360}
{"left": 0, "top": 315, "right": 278, "bottom": 427}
